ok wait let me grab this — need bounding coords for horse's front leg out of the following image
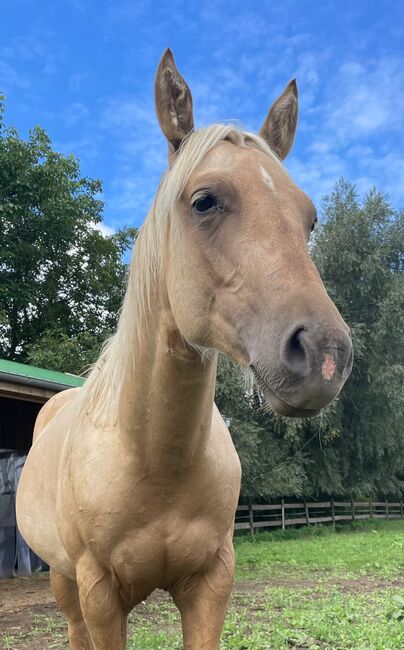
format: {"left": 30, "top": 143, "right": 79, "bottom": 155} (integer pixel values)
{"left": 75, "top": 552, "right": 127, "bottom": 650}
{"left": 171, "top": 541, "right": 235, "bottom": 650}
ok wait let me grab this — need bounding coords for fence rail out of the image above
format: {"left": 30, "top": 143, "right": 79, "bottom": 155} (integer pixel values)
{"left": 234, "top": 499, "right": 404, "bottom": 535}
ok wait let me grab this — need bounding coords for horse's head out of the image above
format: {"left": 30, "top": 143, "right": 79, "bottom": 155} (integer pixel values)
{"left": 154, "top": 49, "right": 352, "bottom": 417}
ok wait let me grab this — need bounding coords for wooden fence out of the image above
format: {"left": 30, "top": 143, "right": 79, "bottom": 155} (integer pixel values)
{"left": 235, "top": 500, "right": 404, "bottom": 535}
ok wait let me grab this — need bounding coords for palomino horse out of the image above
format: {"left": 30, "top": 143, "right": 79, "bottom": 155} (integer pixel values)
{"left": 17, "top": 49, "right": 352, "bottom": 649}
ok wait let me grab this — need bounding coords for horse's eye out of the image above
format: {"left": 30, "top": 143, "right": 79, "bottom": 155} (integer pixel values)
{"left": 310, "top": 216, "right": 318, "bottom": 232}
{"left": 193, "top": 194, "right": 218, "bottom": 214}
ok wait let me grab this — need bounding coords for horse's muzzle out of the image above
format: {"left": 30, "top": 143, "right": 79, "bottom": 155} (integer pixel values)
{"left": 251, "top": 322, "right": 353, "bottom": 418}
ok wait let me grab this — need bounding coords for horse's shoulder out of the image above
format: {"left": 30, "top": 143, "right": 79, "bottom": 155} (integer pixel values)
{"left": 33, "top": 387, "right": 80, "bottom": 443}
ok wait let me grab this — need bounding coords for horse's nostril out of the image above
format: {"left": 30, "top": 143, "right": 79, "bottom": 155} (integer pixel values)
{"left": 283, "top": 326, "right": 310, "bottom": 377}
{"left": 287, "top": 328, "right": 305, "bottom": 359}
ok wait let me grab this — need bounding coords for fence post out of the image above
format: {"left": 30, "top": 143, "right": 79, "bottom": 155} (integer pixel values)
{"left": 248, "top": 504, "right": 255, "bottom": 537}
{"left": 281, "top": 499, "right": 285, "bottom": 531}
{"left": 331, "top": 498, "right": 335, "bottom": 528}
{"left": 351, "top": 498, "right": 355, "bottom": 522}
{"left": 369, "top": 500, "right": 373, "bottom": 519}
{"left": 400, "top": 500, "right": 403, "bottom": 519}
{"left": 304, "top": 500, "right": 310, "bottom": 526}
{"left": 385, "top": 500, "right": 389, "bottom": 520}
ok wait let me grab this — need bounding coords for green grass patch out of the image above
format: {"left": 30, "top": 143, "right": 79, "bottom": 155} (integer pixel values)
{"left": 126, "top": 521, "right": 404, "bottom": 649}
{"left": 260, "top": 586, "right": 404, "bottom": 649}
{"left": 128, "top": 629, "right": 182, "bottom": 649}
{"left": 235, "top": 519, "right": 404, "bottom": 578}
{"left": 1, "top": 520, "right": 403, "bottom": 649}
{"left": 126, "top": 584, "right": 404, "bottom": 649}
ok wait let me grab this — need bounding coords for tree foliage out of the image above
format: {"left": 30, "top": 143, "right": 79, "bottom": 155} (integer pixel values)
{"left": 216, "top": 180, "right": 404, "bottom": 500}
{"left": 0, "top": 97, "right": 136, "bottom": 371}
{"left": 311, "top": 181, "right": 404, "bottom": 497}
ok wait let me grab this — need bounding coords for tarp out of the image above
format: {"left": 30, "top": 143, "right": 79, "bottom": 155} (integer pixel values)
{"left": 0, "top": 450, "right": 44, "bottom": 578}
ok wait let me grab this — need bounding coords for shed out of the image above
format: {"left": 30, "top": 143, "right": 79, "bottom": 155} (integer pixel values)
{"left": 0, "top": 359, "right": 85, "bottom": 577}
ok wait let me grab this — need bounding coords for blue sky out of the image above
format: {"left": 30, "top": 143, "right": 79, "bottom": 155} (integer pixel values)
{"left": 1, "top": 0, "right": 403, "bottom": 234}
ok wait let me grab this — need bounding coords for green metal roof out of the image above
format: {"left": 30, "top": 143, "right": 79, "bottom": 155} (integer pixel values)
{"left": 0, "top": 359, "right": 85, "bottom": 388}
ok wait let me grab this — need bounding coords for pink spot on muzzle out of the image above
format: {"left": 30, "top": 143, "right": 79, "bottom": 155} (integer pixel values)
{"left": 322, "top": 354, "right": 337, "bottom": 381}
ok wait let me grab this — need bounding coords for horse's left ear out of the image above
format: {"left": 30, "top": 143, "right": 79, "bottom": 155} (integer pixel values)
{"left": 155, "top": 48, "right": 194, "bottom": 158}
{"left": 259, "top": 79, "right": 298, "bottom": 160}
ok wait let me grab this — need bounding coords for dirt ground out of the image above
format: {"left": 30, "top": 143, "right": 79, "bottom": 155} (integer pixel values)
{"left": 1, "top": 572, "right": 404, "bottom": 649}
{"left": 1, "top": 574, "right": 182, "bottom": 649}
{"left": 1, "top": 574, "right": 64, "bottom": 649}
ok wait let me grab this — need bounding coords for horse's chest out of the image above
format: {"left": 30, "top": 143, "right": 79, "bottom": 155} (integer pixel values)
{"left": 64, "top": 434, "right": 240, "bottom": 592}
{"left": 111, "top": 515, "right": 222, "bottom": 591}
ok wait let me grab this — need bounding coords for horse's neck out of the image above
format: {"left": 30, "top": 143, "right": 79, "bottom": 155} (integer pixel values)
{"left": 118, "top": 301, "right": 218, "bottom": 473}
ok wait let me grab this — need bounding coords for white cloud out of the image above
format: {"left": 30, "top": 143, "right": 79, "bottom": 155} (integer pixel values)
{"left": 90, "top": 222, "right": 115, "bottom": 237}
{"left": 102, "top": 98, "right": 156, "bottom": 130}
{"left": 100, "top": 44, "right": 404, "bottom": 228}
{"left": 99, "top": 96, "right": 168, "bottom": 223}
{"left": 355, "top": 152, "right": 404, "bottom": 206}
{"left": 324, "top": 56, "right": 404, "bottom": 141}
{"left": 12, "top": 2, "right": 398, "bottom": 235}
{"left": 287, "top": 151, "right": 348, "bottom": 208}
{"left": 64, "top": 102, "right": 90, "bottom": 127}
{"left": 284, "top": 53, "right": 404, "bottom": 209}
{"left": 0, "top": 61, "right": 31, "bottom": 91}
{"left": 69, "top": 72, "right": 90, "bottom": 93}
{"left": 54, "top": 135, "right": 102, "bottom": 161}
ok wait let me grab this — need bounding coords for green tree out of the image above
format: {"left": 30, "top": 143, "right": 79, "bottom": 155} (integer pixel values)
{"left": 26, "top": 330, "right": 105, "bottom": 375}
{"left": 215, "top": 355, "right": 312, "bottom": 500}
{"left": 309, "top": 180, "right": 404, "bottom": 496}
{"left": 216, "top": 180, "right": 404, "bottom": 500}
{"left": 0, "top": 97, "right": 137, "bottom": 369}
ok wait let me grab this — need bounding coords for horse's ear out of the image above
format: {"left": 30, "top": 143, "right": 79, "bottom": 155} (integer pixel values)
{"left": 155, "top": 49, "right": 194, "bottom": 157}
{"left": 259, "top": 79, "right": 298, "bottom": 160}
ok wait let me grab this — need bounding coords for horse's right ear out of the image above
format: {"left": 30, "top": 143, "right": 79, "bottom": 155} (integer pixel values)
{"left": 155, "top": 49, "right": 194, "bottom": 158}
{"left": 259, "top": 79, "right": 298, "bottom": 160}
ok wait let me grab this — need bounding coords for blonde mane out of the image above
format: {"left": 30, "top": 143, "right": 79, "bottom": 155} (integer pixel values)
{"left": 77, "top": 124, "right": 283, "bottom": 427}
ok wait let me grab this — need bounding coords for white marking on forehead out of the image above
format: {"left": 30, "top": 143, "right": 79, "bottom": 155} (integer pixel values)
{"left": 259, "top": 164, "right": 275, "bottom": 191}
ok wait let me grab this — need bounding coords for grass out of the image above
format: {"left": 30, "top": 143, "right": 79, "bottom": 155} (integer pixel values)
{"left": 235, "top": 519, "right": 404, "bottom": 579}
{"left": 1, "top": 520, "right": 404, "bottom": 649}
{"left": 126, "top": 583, "right": 404, "bottom": 649}
{"left": 126, "top": 521, "right": 404, "bottom": 649}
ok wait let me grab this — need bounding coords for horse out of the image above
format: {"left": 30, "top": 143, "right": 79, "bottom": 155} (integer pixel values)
{"left": 16, "top": 49, "right": 353, "bottom": 649}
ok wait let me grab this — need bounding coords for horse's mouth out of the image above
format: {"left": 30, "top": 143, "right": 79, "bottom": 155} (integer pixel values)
{"left": 251, "top": 367, "right": 320, "bottom": 419}
{"left": 262, "top": 385, "right": 320, "bottom": 418}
